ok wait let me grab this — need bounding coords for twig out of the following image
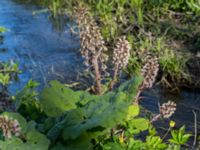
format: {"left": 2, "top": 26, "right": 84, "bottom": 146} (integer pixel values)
{"left": 192, "top": 110, "right": 197, "bottom": 149}
{"left": 166, "top": 10, "right": 191, "bottom": 16}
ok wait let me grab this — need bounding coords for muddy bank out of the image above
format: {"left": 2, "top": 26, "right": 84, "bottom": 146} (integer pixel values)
{"left": 186, "top": 56, "right": 200, "bottom": 88}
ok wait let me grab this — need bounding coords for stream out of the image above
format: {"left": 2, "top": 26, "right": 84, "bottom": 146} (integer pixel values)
{"left": 0, "top": 0, "right": 200, "bottom": 135}
{"left": 0, "top": 0, "right": 82, "bottom": 93}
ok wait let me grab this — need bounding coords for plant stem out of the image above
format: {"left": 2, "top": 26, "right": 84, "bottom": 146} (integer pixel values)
{"left": 109, "top": 65, "right": 119, "bottom": 90}
{"left": 92, "top": 55, "right": 101, "bottom": 95}
{"left": 0, "top": 69, "right": 16, "bottom": 73}
{"left": 150, "top": 114, "right": 161, "bottom": 123}
{"left": 133, "top": 86, "right": 143, "bottom": 104}
{"left": 134, "top": 89, "right": 141, "bottom": 104}
{"left": 162, "top": 127, "right": 171, "bottom": 141}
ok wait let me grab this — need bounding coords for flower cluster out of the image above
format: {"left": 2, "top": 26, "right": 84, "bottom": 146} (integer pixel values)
{"left": 134, "top": 56, "right": 159, "bottom": 104}
{"left": 74, "top": 4, "right": 109, "bottom": 94}
{"left": 112, "top": 36, "right": 130, "bottom": 76}
{"left": 141, "top": 56, "right": 159, "bottom": 89}
{"left": 0, "top": 115, "right": 21, "bottom": 138}
{"left": 74, "top": 4, "right": 108, "bottom": 73}
{"left": 159, "top": 101, "right": 176, "bottom": 118}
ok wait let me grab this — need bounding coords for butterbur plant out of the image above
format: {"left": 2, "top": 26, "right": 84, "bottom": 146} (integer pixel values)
{"left": 0, "top": 115, "right": 21, "bottom": 138}
{"left": 135, "top": 56, "right": 159, "bottom": 104}
{"left": 151, "top": 101, "right": 177, "bottom": 123}
{"left": 74, "top": 4, "right": 132, "bottom": 94}
{"left": 75, "top": 4, "right": 108, "bottom": 94}
{"left": 110, "top": 36, "right": 130, "bottom": 89}
{"left": 159, "top": 101, "right": 177, "bottom": 119}
{"left": 141, "top": 56, "right": 159, "bottom": 89}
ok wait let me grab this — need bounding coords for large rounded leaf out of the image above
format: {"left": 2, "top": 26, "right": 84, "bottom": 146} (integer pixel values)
{"left": 40, "top": 81, "right": 83, "bottom": 117}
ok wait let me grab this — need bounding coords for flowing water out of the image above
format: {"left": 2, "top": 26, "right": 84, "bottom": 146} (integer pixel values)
{"left": 0, "top": 0, "right": 200, "bottom": 135}
{"left": 0, "top": 0, "right": 82, "bottom": 93}
{"left": 141, "top": 87, "right": 200, "bottom": 133}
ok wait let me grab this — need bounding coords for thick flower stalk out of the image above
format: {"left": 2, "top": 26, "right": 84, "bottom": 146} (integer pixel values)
{"left": 151, "top": 101, "right": 176, "bottom": 123}
{"left": 134, "top": 56, "right": 159, "bottom": 104}
{"left": 140, "top": 56, "right": 159, "bottom": 89}
{"left": 74, "top": 4, "right": 108, "bottom": 94}
{"left": 159, "top": 101, "right": 176, "bottom": 118}
{"left": 0, "top": 115, "right": 21, "bottom": 138}
{"left": 110, "top": 36, "right": 130, "bottom": 89}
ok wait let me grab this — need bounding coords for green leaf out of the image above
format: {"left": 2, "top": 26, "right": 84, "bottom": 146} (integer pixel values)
{"left": 62, "top": 92, "right": 131, "bottom": 140}
{"left": 0, "top": 130, "right": 49, "bottom": 150}
{"left": 0, "top": 118, "right": 49, "bottom": 150}
{"left": 26, "top": 130, "right": 50, "bottom": 150}
{"left": 0, "top": 137, "right": 24, "bottom": 150}
{"left": 181, "top": 134, "right": 191, "bottom": 144}
{"left": 148, "top": 125, "right": 157, "bottom": 136}
{"left": 40, "top": 81, "right": 85, "bottom": 117}
{"left": 43, "top": 77, "right": 142, "bottom": 149}
{"left": 170, "top": 130, "right": 178, "bottom": 143}
{"left": 0, "top": 73, "right": 10, "bottom": 86}
{"left": 146, "top": 136, "right": 167, "bottom": 149}
{"left": 64, "top": 134, "right": 93, "bottom": 150}
{"left": 48, "top": 108, "right": 85, "bottom": 141}
{"left": 128, "top": 118, "right": 149, "bottom": 132}
{"left": 178, "top": 126, "right": 185, "bottom": 142}
{"left": 26, "top": 121, "right": 50, "bottom": 150}
{"left": 51, "top": 142, "right": 67, "bottom": 150}
{"left": 126, "top": 104, "right": 140, "bottom": 121}
{"left": 169, "top": 139, "right": 179, "bottom": 145}
{"left": 15, "top": 80, "right": 42, "bottom": 120}
{"left": 0, "top": 26, "right": 7, "bottom": 33}
{"left": 103, "top": 142, "right": 124, "bottom": 150}
{"left": 127, "top": 138, "right": 146, "bottom": 150}
{"left": 169, "top": 126, "right": 191, "bottom": 145}
{"left": 118, "top": 77, "right": 143, "bottom": 98}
